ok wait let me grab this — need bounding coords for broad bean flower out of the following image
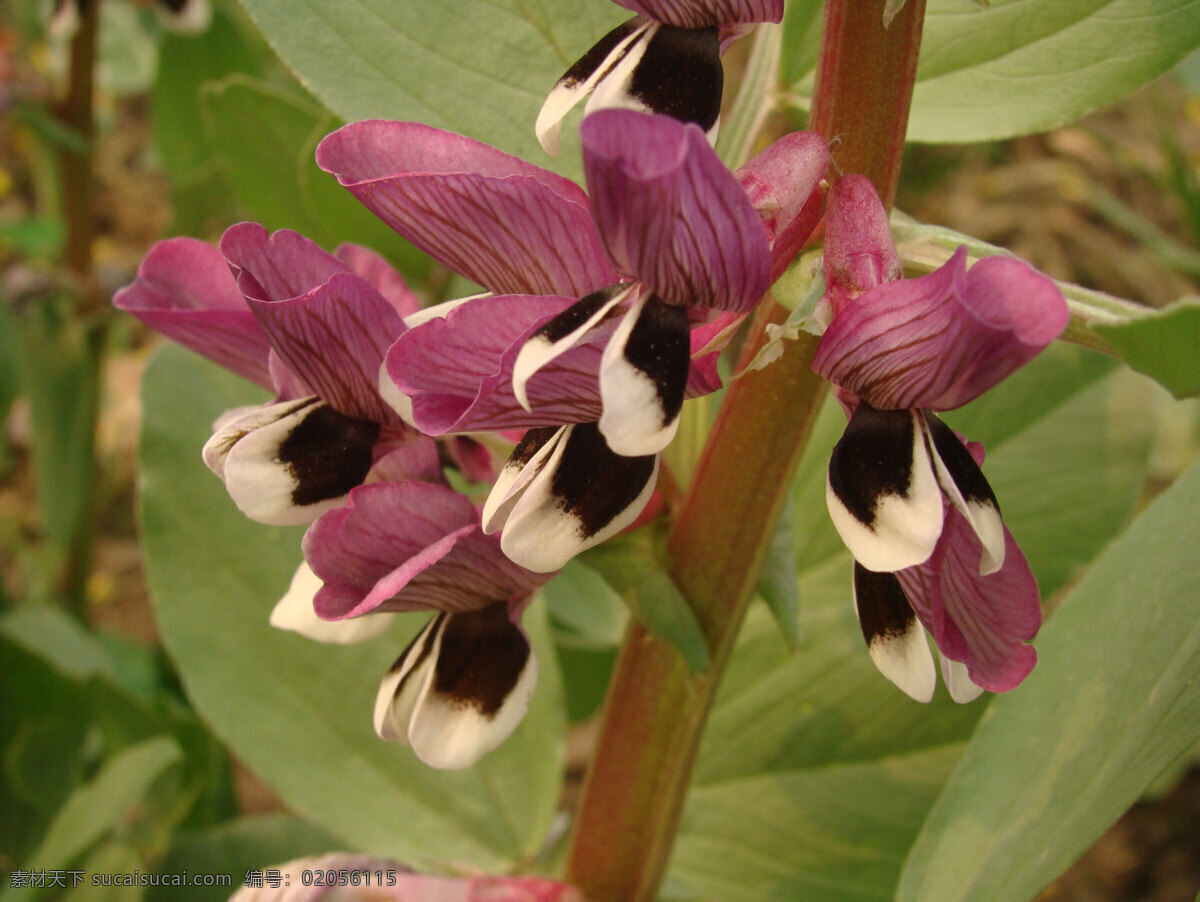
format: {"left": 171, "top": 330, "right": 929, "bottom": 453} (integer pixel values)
{"left": 536, "top": 0, "right": 784, "bottom": 154}
{"left": 115, "top": 227, "right": 546, "bottom": 769}
{"left": 318, "top": 113, "right": 827, "bottom": 573}
{"left": 813, "top": 175, "right": 1068, "bottom": 702}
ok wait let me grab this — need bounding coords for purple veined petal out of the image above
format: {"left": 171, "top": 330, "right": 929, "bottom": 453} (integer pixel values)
{"left": 443, "top": 437, "right": 499, "bottom": 485}
{"left": 737, "top": 131, "right": 830, "bottom": 279}
{"left": 822, "top": 174, "right": 903, "bottom": 300}
{"left": 269, "top": 561, "right": 396, "bottom": 644}
{"left": 852, "top": 564, "right": 936, "bottom": 702}
{"left": 582, "top": 109, "right": 770, "bottom": 311}
{"left": 826, "top": 404, "right": 944, "bottom": 572}
{"left": 385, "top": 294, "right": 606, "bottom": 434}
{"left": 336, "top": 242, "right": 422, "bottom": 317}
{"left": 814, "top": 246, "right": 1068, "bottom": 411}
{"left": 113, "top": 238, "right": 273, "bottom": 388}
{"left": 612, "top": 0, "right": 783, "bottom": 26}
{"left": 366, "top": 431, "right": 445, "bottom": 485}
{"left": 598, "top": 293, "right": 690, "bottom": 456}
{"left": 317, "top": 120, "right": 618, "bottom": 297}
{"left": 306, "top": 481, "right": 549, "bottom": 620}
{"left": 375, "top": 603, "right": 537, "bottom": 770}
{"left": 897, "top": 511, "right": 1041, "bottom": 694}
{"left": 491, "top": 423, "right": 660, "bottom": 572}
{"left": 203, "top": 398, "right": 380, "bottom": 526}
{"left": 221, "top": 223, "right": 347, "bottom": 302}
{"left": 221, "top": 223, "right": 407, "bottom": 424}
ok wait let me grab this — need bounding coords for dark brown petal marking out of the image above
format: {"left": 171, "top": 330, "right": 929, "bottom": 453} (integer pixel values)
{"left": 828, "top": 403, "right": 918, "bottom": 528}
{"left": 624, "top": 296, "right": 690, "bottom": 426}
{"left": 922, "top": 412, "right": 1000, "bottom": 512}
{"left": 630, "top": 26, "right": 722, "bottom": 132}
{"left": 279, "top": 404, "right": 379, "bottom": 506}
{"left": 509, "top": 426, "right": 562, "bottom": 469}
{"left": 558, "top": 17, "right": 644, "bottom": 87}
{"left": 386, "top": 613, "right": 447, "bottom": 698}
{"left": 551, "top": 422, "right": 657, "bottom": 538}
{"left": 854, "top": 563, "right": 917, "bottom": 645}
{"left": 432, "top": 604, "right": 530, "bottom": 718}
{"left": 536, "top": 286, "right": 624, "bottom": 342}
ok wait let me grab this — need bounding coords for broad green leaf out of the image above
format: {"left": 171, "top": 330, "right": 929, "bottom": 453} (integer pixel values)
{"left": 3, "top": 738, "right": 181, "bottom": 891}
{"left": 1093, "top": 296, "right": 1200, "bottom": 398}
{"left": 148, "top": 815, "right": 342, "bottom": 902}
{"left": 898, "top": 459, "right": 1200, "bottom": 902}
{"left": 908, "top": 0, "right": 1200, "bottom": 143}
{"left": 672, "top": 745, "right": 965, "bottom": 902}
{"left": 541, "top": 559, "right": 628, "bottom": 650}
{"left": 139, "top": 345, "right": 565, "bottom": 871}
{"left": 234, "top": 0, "right": 627, "bottom": 173}
{"left": 583, "top": 533, "right": 711, "bottom": 672}
{"left": 199, "top": 76, "right": 428, "bottom": 276}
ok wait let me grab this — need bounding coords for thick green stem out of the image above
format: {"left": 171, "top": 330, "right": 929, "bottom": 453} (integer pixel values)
{"left": 564, "top": 3, "right": 925, "bottom": 899}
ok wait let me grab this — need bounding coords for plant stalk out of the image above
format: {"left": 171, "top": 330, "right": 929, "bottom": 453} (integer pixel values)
{"left": 564, "top": 3, "right": 926, "bottom": 898}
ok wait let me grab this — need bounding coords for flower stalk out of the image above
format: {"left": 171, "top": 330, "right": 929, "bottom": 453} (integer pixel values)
{"left": 564, "top": 2, "right": 927, "bottom": 899}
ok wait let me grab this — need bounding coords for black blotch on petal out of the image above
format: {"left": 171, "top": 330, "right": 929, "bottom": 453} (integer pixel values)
{"left": 558, "top": 17, "right": 644, "bottom": 88}
{"left": 433, "top": 604, "right": 530, "bottom": 718}
{"left": 551, "top": 422, "right": 656, "bottom": 538}
{"left": 623, "top": 296, "right": 690, "bottom": 427}
{"left": 829, "top": 403, "right": 918, "bottom": 528}
{"left": 630, "top": 25, "right": 722, "bottom": 132}
{"left": 278, "top": 404, "right": 379, "bottom": 506}
{"left": 158, "top": 0, "right": 190, "bottom": 13}
{"left": 509, "top": 426, "right": 561, "bottom": 469}
{"left": 854, "top": 563, "right": 917, "bottom": 646}
{"left": 923, "top": 412, "right": 1000, "bottom": 512}
{"left": 536, "top": 286, "right": 623, "bottom": 343}
{"left": 386, "top": 613, "right": 446, "bottom": 697}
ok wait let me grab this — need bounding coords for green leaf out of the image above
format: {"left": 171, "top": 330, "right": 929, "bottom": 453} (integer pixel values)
{"left": 11, "top": 303, "right": 103, "bottom": 595}
{"left": 199, "top": 76, "right": 429, "bottom": 276}
{"left": 235, "top": 0, "right": 627, "bottom": 174}
{"left": 672, "top": 745, "right": 966, "bottom": 902}
{"left": 779, "top": 0, "right": 824, "bottom": 89}
{"left": 897, "top": 459, "right": 1200, "bottom": 902}
{"left": 583, "top": 533, "right": 711, "bottom": 672}
{"left": 5, "top": 738, "right": 181, "bottom": 884}
{"left": 148, "top": 815, "right": 342, "bottom": 902}
{"left": 908, "top": 0, "right": 1200, "bottom": 143}
{"left": 542, "top": 559, "right": 628, "bottom": 650}
{"left": 138, "top": 345, "right": 566, "bottom": 871}
{"left": 1093, "top": 297, "right": 1200, "bottom": 398}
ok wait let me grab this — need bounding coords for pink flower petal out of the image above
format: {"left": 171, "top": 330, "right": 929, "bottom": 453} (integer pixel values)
{"left": 612, "top": 0, "right": 783, "bottom": 26}
{"left": 306, "top": 481, "right": 548, "bottom": 620}
{"left": 582, "top": 109, "right": 770, "bottom": 312}
{"left": 814, "top": 246, "right": 1068, "bottom": 410}
{"left": 317, "top": 120, "right": 618, "bottom": 297}
{"left": 335, "top": 242, "right": 422, "bottom": 317}
{"left": 822, "top": 174, "right": 903, "bottom": 301}
{"left": 222, "top": 223, "right": 406, "bottom": 424}
{"left": 112, "top": 237, "right": 272, "bottom": 388}
{"left": 898, "top": 511, "right": 1041, "bottom": 693}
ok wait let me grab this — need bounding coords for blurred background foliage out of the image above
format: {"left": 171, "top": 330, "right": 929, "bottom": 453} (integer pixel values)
{"left": 0, "top": 0, "right": 1198, "bottom": 899}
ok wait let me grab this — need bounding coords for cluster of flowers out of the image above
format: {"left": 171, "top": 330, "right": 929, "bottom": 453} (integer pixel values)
{"left": 116, "top": 0, "right": 1068, "bottom": 781}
